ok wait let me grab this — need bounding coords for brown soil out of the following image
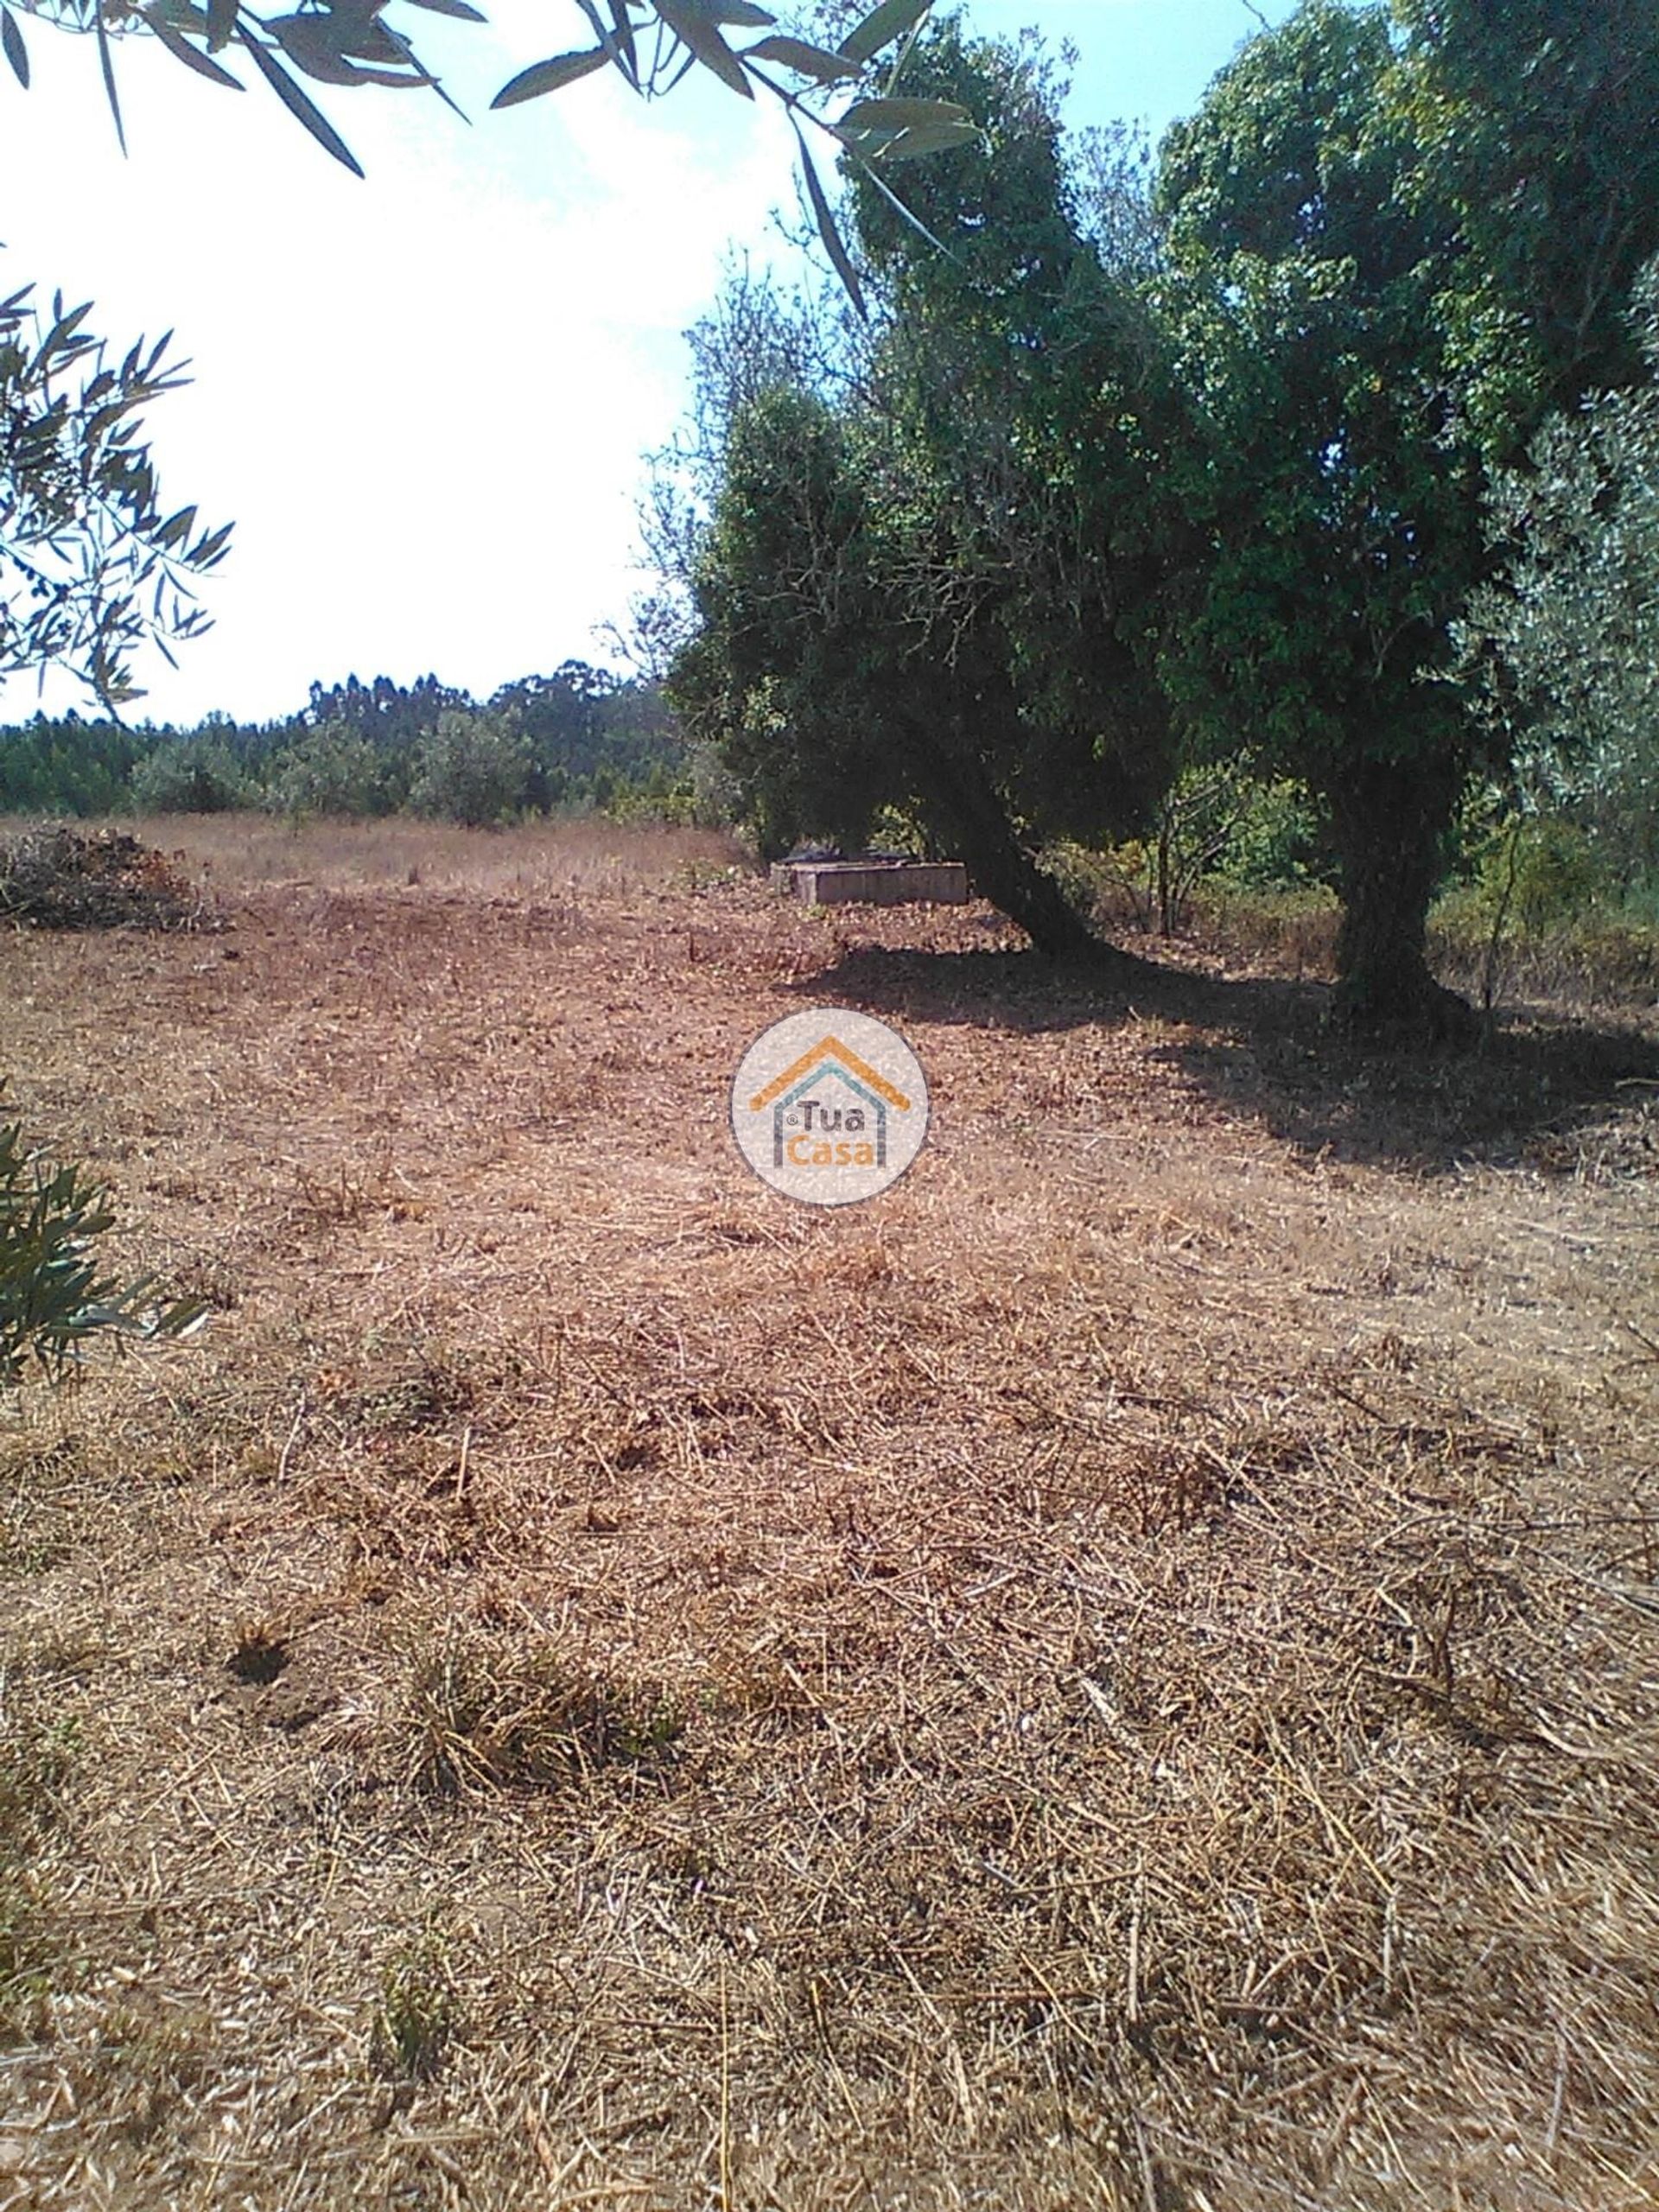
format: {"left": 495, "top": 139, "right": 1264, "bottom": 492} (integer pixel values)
{"left": 1, "top": 816, "right": 1656, "bottom": 2211}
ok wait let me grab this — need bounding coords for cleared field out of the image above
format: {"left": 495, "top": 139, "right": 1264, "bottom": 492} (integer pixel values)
{"left": 2, "top": 817, "right": 1657, "bottom": 2211}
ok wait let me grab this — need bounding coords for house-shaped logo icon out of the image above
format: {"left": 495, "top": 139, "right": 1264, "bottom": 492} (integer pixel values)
{"left": 730, "top": 1010, "right": 930, "bottom": 1206}
{"left": 748, "top": 1033, "right": 913, "bottom": 1169}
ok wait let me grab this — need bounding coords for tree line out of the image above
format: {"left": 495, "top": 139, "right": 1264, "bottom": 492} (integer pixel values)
{"left": 0, "top": 663, "right": 699, "bottom": 826}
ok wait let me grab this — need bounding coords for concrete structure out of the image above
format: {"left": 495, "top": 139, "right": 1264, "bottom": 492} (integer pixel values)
{"left": 770, "top": 858, "right": 969, "bottom": 907}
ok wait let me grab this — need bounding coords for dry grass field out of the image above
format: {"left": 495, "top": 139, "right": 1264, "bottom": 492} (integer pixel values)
{"left": 3, "top": 815, "right": 1657, "bottom": 2211}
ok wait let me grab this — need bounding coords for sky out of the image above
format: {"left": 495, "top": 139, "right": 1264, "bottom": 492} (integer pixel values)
{"left": 0, "top": 0, "right": 1294, "bottom": 727}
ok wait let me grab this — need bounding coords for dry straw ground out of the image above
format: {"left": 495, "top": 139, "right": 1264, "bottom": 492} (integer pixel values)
{"left": 2, "top": 815, "right": 1657, "bottom": 2212}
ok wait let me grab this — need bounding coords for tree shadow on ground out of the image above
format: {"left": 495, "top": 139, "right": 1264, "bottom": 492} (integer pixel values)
{"left": 787, "top": 939, "right": 1659, "bottom": 1176}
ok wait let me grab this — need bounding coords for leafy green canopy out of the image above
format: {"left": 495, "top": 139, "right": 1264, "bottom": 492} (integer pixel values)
{"left": 1154, "top": 3, "right": 1488, "bottom": 780}
{"left": 669, "top": 21, "right": 1182, "bottom": 949}
{"left": 670, "top": 0, "right": 1659, "bottom": 1020}
{"left": 1146, "top": 0, "right": 1659, "bottom": 1025}
{"left": 1389, "top": 0, "right": 1659, "bottom": 448}
{"left": 842, "top": 20, "right": 1187, "bottom": 797}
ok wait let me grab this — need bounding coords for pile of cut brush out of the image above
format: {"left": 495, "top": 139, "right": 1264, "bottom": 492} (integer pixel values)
{"left": 0, "top": 824, "right": 209, "bottom": 931}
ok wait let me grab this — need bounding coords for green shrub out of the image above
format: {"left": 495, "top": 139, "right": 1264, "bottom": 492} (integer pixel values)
{"left": 1050, "top": 771, "right": 1327, "bottom": 939}
{"left": 1430, "top": 885, "right": 1659, "bottom": 1007}
{"left": 409, "top": 710, "right": 532, "bottom": 828}
{"left": 129, "top": 736, "right": 249, "bottom": 814}
{"left": 268, "top": 721, "right": 394, "bottom": 820}
{"left": 0, "top": 1120, "right": 205, "bottom": 1387}
{"left": 1493, "top": 818, "right": 1613, "bottom": 931}
{"left": 1218, "top": 776, "right": 1325, "bottom": 891}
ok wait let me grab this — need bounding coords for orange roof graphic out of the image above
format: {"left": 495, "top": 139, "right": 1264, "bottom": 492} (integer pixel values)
{"left": 749, "top": 1034, "right": 912, "bottom": 1114}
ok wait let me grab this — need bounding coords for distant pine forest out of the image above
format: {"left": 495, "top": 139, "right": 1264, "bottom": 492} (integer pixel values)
{"left": 0, "top": 664, "right": 715, "bottom": 828}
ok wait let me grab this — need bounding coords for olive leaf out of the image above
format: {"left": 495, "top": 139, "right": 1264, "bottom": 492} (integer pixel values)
{"left": 2, "top": 6, "right": 29, "bottom": 89}
{"left": 93, "top": 3, "right": 127, "bottom": 155}
{"left": 491, "top": 46, "right": 608, "bottom": 107}
{"left": 143, "top": 7, "right": 243, "bottom": 87}
{"left": 742, "top": 34, "right": 855, "bottom": 83}
{"left": 837, "top": 0, "right": 932, "bottom": 69}
{"left": 793, "top": 121, "right": 865, "bottom": 318}
{"left": 238, "top": 28, "right": 365, "bottom": 173}
{"left": 653, "top": 0, "right": 753, "bottom": 100}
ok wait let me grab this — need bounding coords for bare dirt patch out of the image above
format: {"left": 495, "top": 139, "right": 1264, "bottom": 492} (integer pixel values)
{"left": 1, "top": 819, "right": 1656, "bottom": 2210}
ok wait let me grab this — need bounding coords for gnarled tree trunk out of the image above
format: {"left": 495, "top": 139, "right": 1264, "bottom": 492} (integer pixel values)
{"left": 907, "top": 719, "right": 1095, "bottom": 957}
{"left": 1325, "top": 760, "right": 1476, "bottom": 1041}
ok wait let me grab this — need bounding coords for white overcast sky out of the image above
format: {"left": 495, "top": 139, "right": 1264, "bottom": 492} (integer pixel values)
{"left": 0, "top": 0, "right": 1289, "bottom": 726}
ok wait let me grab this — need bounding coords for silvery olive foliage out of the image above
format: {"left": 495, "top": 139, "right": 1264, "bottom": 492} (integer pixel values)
{"left": 1, "top": 285, "right": 230, "bottom": 708}
{"left": 0, "top": 1116, "right": 206, "bottom": 1387}
{"left": 1455, "top": 266, "right": 1659, "bottom": 878}
{"left": 0, "top": 0, "right": 974, "bottom": 311}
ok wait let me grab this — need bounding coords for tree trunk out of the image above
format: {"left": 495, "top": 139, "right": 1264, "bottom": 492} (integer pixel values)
{"left": 908, "top": 721, "right": 1095, "bottom": 957}
{"left": 1325, "top": 760, "right": 1476, "bottom": 1042}
{"left": 960, "top": 814, "right": 1096, "bottom": 957}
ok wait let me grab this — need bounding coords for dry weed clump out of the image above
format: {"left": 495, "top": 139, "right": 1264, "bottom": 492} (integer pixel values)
{"left": 1430, "top": 901, "right": 1659, "bottom": 1014}
{"left": 0, "top": 825, "right": 207, "bottom": 933}
{"left": 368, "top": 1927, "right": 457, "bottom": 2083}
{"left": 404, "top": 1622, "right": 686, "bottom": 1795}
{"left": 0, "top": 819, "right": 1654, "bottom": 2210}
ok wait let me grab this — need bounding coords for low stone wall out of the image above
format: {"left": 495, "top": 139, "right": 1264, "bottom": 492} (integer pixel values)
{"left": 770, "top": 859, "right": 969, "bottom": 907}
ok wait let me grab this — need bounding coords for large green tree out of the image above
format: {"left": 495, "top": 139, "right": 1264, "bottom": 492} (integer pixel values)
{"left": 669, "top": 20, "right": 1182, "bottom": 954}
{"left": 671, "top": 382, "right": 1118, "bottom": 950}
{"left": 1154, "top": 0, "right": 1659, "bottom": 1031}
{"left": 671, "top": 0, "right": 1659, "bottom": 1020}
{"left": 1153, "top": 3, "right": 1492, "bottom": 1031}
